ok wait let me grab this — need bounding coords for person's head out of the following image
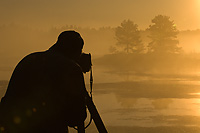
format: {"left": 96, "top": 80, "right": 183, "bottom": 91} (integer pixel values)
{"left": 53, "top": 30, "right": 84, "bottom": 60}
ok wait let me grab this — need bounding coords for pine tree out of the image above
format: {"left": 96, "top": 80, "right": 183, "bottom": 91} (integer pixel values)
{"left": 148, "top": 15, "right": 181, "bottom": 54}
{"left": 115, "top": 20, "right": 144, "bottom": 53}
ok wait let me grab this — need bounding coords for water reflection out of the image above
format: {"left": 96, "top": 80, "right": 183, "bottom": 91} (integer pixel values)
{"left": 94, "top": 93, "right": 200, "bottom": 126}
{"left": 152, "top": 99, "right": 173, "bottom": 110}
{"left": 87, "top": 79, "right": 200, "bottom": 132}
{"left": 1, "top": 77, "right": 200, "bottom": 132}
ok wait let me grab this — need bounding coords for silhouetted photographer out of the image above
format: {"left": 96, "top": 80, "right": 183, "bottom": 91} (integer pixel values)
{"left": 0, "top": 31, "right": 92, "bottom": 133}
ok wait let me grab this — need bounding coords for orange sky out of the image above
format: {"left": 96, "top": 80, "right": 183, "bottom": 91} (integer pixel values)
{"left": 0, "top": 0, "right": 200, "bottom": 30}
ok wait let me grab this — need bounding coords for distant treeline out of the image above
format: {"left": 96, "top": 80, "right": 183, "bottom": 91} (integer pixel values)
{"left": 0, "top": 20, "right": 200, "bottom": 67}
{"left": 93, "top": 52, "right": 200, "bottom": 76}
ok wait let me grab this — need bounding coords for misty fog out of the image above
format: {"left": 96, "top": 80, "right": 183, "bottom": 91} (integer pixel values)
{"left": 1, "top": 23, "right": 200, "bottom": 80}
{"left": 1, "top": 0, "right": 200, "bottom": 132}
{"left": 1, "top": 21, "right": 200, "bottom": 133}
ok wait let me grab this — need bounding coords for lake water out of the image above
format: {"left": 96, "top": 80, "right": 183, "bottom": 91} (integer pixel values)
{"left": 1, "top": 71, "right": 200, "bottom": 133}
{"left": 80, "top": 68, "right": 200, "bottom": 133}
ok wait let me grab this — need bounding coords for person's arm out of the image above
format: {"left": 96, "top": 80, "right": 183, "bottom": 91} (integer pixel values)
{"left": 64, "top": 63, "right": 87, "bottom": 127}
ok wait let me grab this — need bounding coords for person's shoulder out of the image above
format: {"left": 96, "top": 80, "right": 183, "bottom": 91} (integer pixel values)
{"left": 22, "top": 51, "right": 45, "bottom": 61}
{"left": 15, "top": 51, "right": 45, "bottom": 69}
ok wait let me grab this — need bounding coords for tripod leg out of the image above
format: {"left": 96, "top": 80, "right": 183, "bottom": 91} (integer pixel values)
{"left": 85, "top": 92, "right": 108, "bottom": 133}
{"left": 77, "top": 122, "right": 85, "bottom": 133}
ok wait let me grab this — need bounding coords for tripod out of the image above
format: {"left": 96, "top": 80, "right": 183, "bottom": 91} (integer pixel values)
{"left": 77, "top": 91, "right": 108, "bottom": 133}
{"left": 77, "top": 68, "right": 108, "bottom": 133}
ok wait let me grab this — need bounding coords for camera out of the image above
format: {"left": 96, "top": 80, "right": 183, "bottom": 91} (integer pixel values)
{"left": 78, "top": 53, "right": 92, "bottom": 73}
